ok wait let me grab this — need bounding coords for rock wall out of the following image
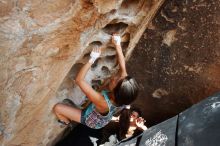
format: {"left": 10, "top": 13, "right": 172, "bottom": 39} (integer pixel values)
{"left": 0, "top": 0, "right": 165, "bottom": 145}
{"left": 128, "top": 0, "right": 220, "bottom": 126}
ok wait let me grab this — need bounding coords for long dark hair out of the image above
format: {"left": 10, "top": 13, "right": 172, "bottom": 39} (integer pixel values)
{"left": 118, "top": 108, "right": 130, "bottom": 140}
{"left": 113, "top": 76, "right": 139, "bottom": 106}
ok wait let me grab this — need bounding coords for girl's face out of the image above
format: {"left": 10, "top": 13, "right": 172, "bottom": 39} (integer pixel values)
{"left": 130, "top": 111, "right": 139, "bottom": 122}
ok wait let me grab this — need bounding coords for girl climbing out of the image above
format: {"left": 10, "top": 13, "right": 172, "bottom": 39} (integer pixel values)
{"left": 53, "top": 34, "right": 139, "bottom": 129}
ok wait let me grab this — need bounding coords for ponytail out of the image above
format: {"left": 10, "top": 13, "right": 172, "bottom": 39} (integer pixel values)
{"left": 118, "top": 108, "right": 131, "bottom": 140}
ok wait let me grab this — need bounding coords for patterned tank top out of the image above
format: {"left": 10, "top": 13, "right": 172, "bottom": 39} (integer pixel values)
{"left": 80, "top": 90, "right": 124, "bottom": 129}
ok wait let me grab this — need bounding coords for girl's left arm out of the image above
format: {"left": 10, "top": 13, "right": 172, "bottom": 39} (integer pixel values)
{"left": 75, "top": 48, "right": 107, "bottom": 110}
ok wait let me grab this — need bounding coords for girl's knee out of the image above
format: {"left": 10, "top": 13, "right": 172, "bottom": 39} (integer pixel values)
{"left": 53, "top": 103, "right": 63, "bottom": 113}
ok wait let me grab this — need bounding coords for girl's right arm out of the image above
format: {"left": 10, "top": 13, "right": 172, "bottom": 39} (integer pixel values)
{"left": 112, "top": 34, "right": 128, "bottom": 78}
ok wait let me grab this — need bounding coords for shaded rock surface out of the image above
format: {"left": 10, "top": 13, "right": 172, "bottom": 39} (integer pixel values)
{"left": 128, "top": 0, "right": 220, "bottom": 126}
{"left": 117, "top": 92, "right": 220, "bottom": 146}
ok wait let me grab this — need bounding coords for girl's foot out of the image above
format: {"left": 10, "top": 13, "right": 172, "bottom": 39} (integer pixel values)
{"left": 57, "top": 119, "right": 75, "bottom": 130}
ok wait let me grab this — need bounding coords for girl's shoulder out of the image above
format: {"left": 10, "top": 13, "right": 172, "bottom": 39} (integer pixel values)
{"left": 101, "top": 89, "right": 110, "bottom": 93}
{"left": 101, "top": 90, "right": 111, "bottom": 99}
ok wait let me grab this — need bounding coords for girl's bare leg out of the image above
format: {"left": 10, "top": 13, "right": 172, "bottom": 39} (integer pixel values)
{"left": 53, "top": 103, "right": 82, "bottom": 124}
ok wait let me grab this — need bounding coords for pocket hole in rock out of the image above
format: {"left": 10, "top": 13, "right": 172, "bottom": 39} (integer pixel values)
{"left": 91, "top": 78, "right": 103, "bottom": 90}
{"left": 57, "top": 63, "right": 84, "bottom": 94}
{"left": 103, "top": 47, "right": 116, "bottom": 56}
{"left": 121, "top": 0, "right": 139, "bottom": 9}
{"left": 68, "top": 63, "right": 84, "bottom": 80}
{"left": 85, "top": 41, "right": 103, "bottom": 53}
{"left": 82, "top": 41, "right": 103, "bottom": 62}
{"left": 119, "top": 0, "right": 140, "bottom": 16}
{"left": 91, "top": 58, "right": 101, "bottom": 69}
{"left": 122, "top": 33, "right": 130, "bottom": 42}
{"left": 121, "top": 41, "right": 129, "bottom": 54}
{"left": 101, "top": 66, "right": 110, "bottom": 76}
{"left": 105, "top": 55, "right": 116, "bottom": 62}
{"left": 90, "top": 41, "right": 102, "bottom": 47}
{"left": 103, "top": 22, "right": 128, "bottom": 35}
{"left": 83, "top": 52, "right": 90, "bottom": 60}
{"left": 105, "top": 55, "right": 117, "bottom": 67}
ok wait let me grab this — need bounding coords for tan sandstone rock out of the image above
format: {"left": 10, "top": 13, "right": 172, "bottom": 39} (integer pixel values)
{"left": 0, "top": 0, "right": 165, "bottom": 145}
